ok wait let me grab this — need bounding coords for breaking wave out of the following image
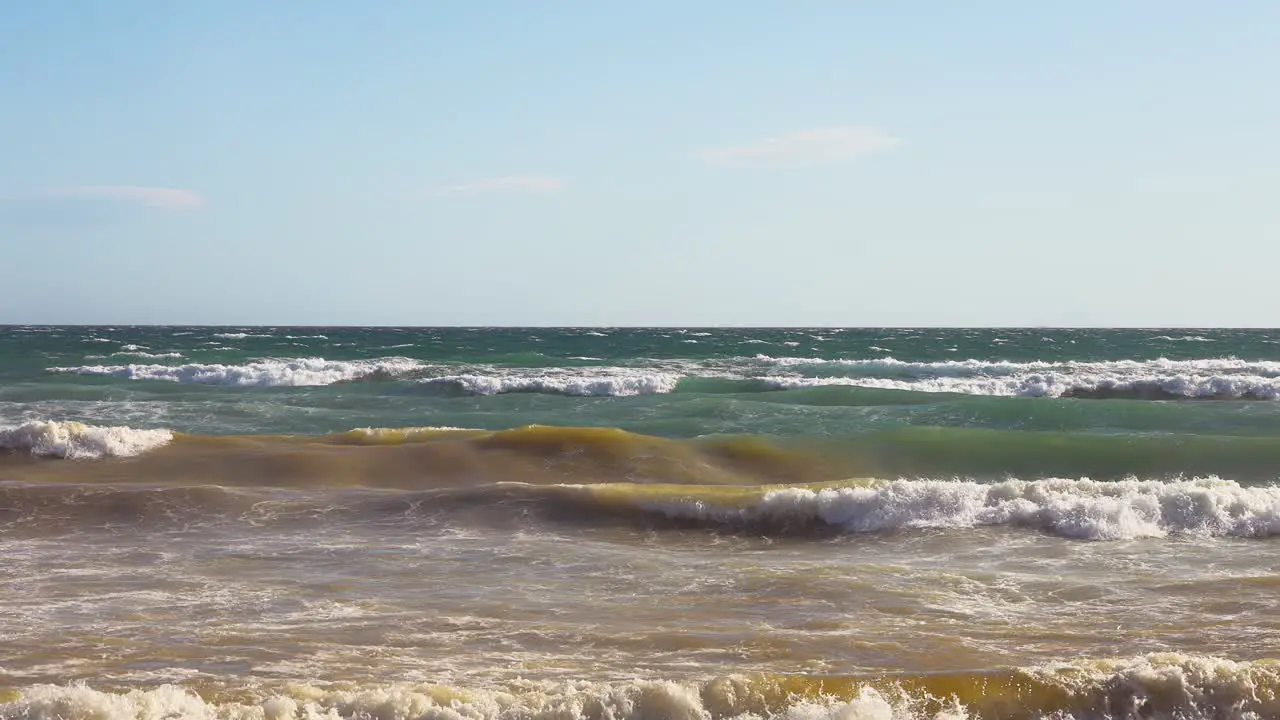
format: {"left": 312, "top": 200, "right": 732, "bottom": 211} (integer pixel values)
{"left": 759, "top": 373, "right": 1280, "bottom": 399}
{"left": 754, "top": 356, "right": 1280, "bottom": 399}
{"left": 424, "top": 369, "right": 683, "bottom": 396}
{"left": 0, "top": 420, "right": 172, "bottom": 459}
{"left": 5, "top": 465, "right": 1280, "bottom": 541}
{"left": 593, "top": 476, "right": 1280, "bottom": 540}
{"left": 5, "top": 653, "right": 1278, "bottom": 719}
{"left": 48, "top": 358, "right": 423, "bottom": 387}
{"left": 41, "top": 352, "right": 1280, "bottom": 399}
{"left": 110, "top": 351, "right": 184, "bottom": 360}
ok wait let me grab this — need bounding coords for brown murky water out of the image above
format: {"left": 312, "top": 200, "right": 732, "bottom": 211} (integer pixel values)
{"left": 4, "top": 429, "right": 1280, "bottom": 718}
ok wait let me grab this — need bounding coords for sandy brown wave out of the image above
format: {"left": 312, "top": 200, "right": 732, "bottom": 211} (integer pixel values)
{"left": 0, "top": 425, "right": 838, "bottom": 490}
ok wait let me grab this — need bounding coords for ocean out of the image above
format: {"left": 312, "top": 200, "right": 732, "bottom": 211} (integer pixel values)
{"left": 3, "top": 326, "right": 1280, "bottom": 719}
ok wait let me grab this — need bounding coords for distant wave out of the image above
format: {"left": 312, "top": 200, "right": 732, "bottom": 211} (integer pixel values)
{"left": 211, "top": 332, "right": 273, "bottom": 339}
{"left": 46, "top": 359, "right": 688, "bottom": 395}
{"left": 0, "top": 420, "right": 172, "bottom": 459}
{"left": 7, "top": 654, "right": 1280, "bottom": 719}
{"left": 759, "top": 373, "right": 1280, "bottom": 399}
{"left": 110, "top": 351, "right": 184, "bottom": 359}
{"left": 754, "top": 356, "right": 1280, "bottom": 399}
{"left": 424, "top": 369, "right": 683, "bottom": 397}
{"left": 42, "top": 352, "right": 1280, "bottom": 399}
{"left": 48, "top": 357, "right": 422, "bottom": 387}
{"left": 756, "top": 354, "right": 1280, "bottom": 376}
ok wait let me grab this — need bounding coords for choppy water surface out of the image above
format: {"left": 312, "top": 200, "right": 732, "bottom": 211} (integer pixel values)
{"left": 3, "top": 327, "right": 1280, "bottom": 719}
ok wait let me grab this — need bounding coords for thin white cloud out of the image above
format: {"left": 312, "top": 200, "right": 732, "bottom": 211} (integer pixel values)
{"left": 430, "top": 175, "right": 563, "bottom": 197}
{"left": 55, "top": 186, "right": 205, "bottom": 209}
{"left": 703, "top": 126, "right": 902, "bottom": 169}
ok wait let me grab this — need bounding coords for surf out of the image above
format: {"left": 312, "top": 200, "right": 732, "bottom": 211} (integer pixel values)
{"left": 5, "top": 653, "right": 1278, "bottom": 719}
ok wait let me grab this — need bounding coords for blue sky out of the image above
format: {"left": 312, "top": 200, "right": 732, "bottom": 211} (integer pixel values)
{"left": 1, "top": 2, "right": 1277, "bottom": 326}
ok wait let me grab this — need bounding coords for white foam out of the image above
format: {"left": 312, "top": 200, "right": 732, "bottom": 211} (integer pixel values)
{"left": 760, "top": 372, "right": 1280, "bottom": 399}
{"left": 757, "top": 355, "right": 1280, "bottom": 376}
{"left": 48, "top": 358, "right": 422, "bottom": 387}
{"left": 6, "top": 654, "right": 1278, "bottom": 719}
{"left": 428, "top": 369, "right": 682, "bottom": 397}
{"left": 640, "top": 477, "right": 1280, "bottom": 540}
{"left": 3, "top": 680, "right": 903, "bottom": 720}
{"left": 212, "top": 332, "right": 273, "bottom": 339}
{"left": 752, "top": 356, "right": 1280, "bottom": 398}
{"left": 0, "top": 420, "right": 172, "bottom": 459}
{"left": 110, "top": 351, "right": 184, "bottom": 360}
{"left": 343, "top": 426, "right": 476, "bottom": 441}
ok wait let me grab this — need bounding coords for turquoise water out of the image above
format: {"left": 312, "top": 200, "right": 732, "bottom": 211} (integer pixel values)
{"left": 8, "top": 328, "right": 1280, "bottom": 430}
{"left": 7, "top": 326, "right": 1280, "bottom": 477}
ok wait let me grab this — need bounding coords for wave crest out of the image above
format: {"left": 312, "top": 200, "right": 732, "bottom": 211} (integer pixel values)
{"left": 425, "top": 370, "right": 682, "bottom": 397}
{"left": 6, "top": 654, "right": 1279, "bottom": 719}
{"left": 753, "top": 356, "right": 1280, "bottom": 399}
{"left": 588, "top": 476, "right": 1280, "bottom": 540}
{"left": 0, "top": 420, "right": 172, "bottom": 459}
{"left": 48, "top": 357, "right": 422, "bottom": 387}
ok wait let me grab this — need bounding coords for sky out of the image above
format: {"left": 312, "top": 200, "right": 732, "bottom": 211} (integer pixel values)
{"left": 1, "top": 2, "right": 1278, "bottom": 326}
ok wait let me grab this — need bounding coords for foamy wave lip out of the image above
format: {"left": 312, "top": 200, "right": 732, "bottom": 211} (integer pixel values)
{"left": 48, "top": 357, "right": 423, "bottom": 387}
{"left": 757, "top": 354, "right": 1280, "bottom": 377}
{"left": 427, "top": 369, "right": 683, "bottom": 397}
{"left": 761, "top": 372, "right": 1280, "bottom": 399}
{"left": 8, "top": 653, "right": 1280, "bottom": 720}
{"left": 339, "top": 426, "right": 477, "bottom": 443}
{"left": 0, "top": 420, "right": 172, "bottom": 459}
{"left": 110, "top": 351, "right": 184, "bottom": 359}
{"left": 750, "top": 355, "right": 1280, "bottom": 398}
{"left": 642, "top": 477, "right": 1280, "bottom": 540}
{"left": 212, "top": 332, "right": 273, "bottom": 339}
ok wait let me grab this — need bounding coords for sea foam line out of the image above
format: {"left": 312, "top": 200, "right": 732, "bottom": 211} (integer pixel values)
{"left": 756, "top": 354, "right": 1280, "bottom": 377}
{"left": 759, "top": 373, "right": 1280, "bottom": 399}
{"left": 425, "top": 369, "right": 683, "bottom": 397}
{"left": 5, "top": 653, "right": 1278, "bottom": 719}
{"left": 751, "top": 355, "right": 1280, "bottom": 398}
{"left": 627, "top": 477, "right": 1280, "bottom": 540}
{"left": 47, "top": 358, "right": 423, "bottom": 387}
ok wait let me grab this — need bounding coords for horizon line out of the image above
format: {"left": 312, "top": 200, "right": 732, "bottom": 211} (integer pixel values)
{"left": 1, "top": 324, "right": 1276, "bottom": 330}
